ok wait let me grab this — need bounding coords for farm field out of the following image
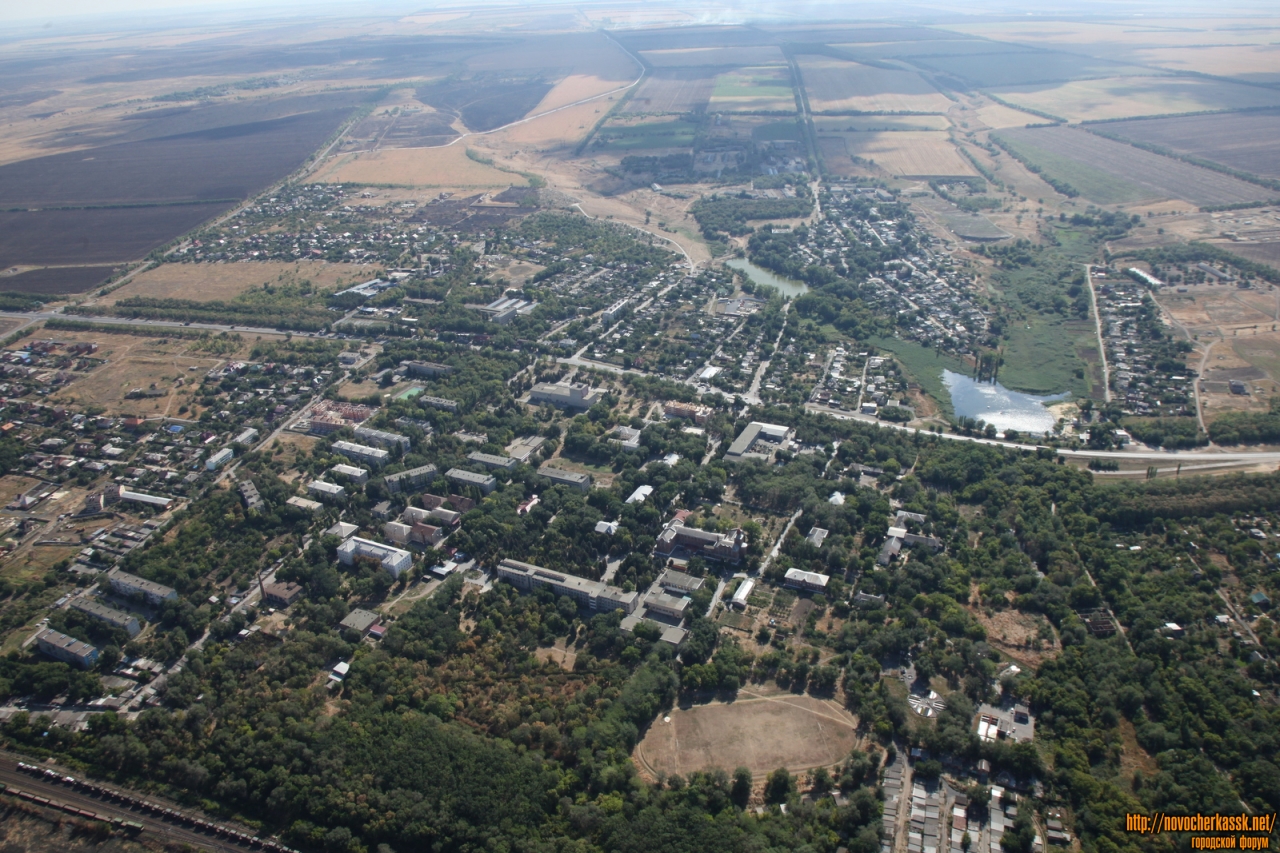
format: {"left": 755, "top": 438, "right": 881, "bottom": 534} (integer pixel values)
{"left": 995, "top": 126, "right": 1270, "bottom": 206}
{"left": 908, "top": 49, "right": 1152, "bottom": 88}
{"left": 941, "top": 19, "right": 1280, "bottom": 50}
{"left": 623, "top": 70, "right": 717, "bottom": 114}
{"left": 494, "top": 99, "right": 605, "bottom": 148}
{"left": 0, "top": 96, "right": 368, "bottom": 208}
{"left": 102, "top": 261, "right": 371, "bottom": 304}
{"left": 0, "top": 204, "right": 228, "bottom": 270}
{"left": 708, "top": 66, "right": 795, "bottom": 113}
{"left": 914, "top": 195, "right": 1009, "bottom": 242}
{"left": 796, "top": 56, "right": 951, "bottom": 113}
{"left": 837, "top": 131, "right": 976, "bottom": 178}
{"left": 639, "top": 45, "right": 785, "bottom": 67}
{"left": 1098, "top": 110, "right": 1280, "bottom": 180}
{"left": 990, "top": 76, "right": 1280, "bottom": 122}
{"left": 306, "top": 145, "right": 519, "bottom": 188}
{"left": 345, "top": 104, "right": 460, "bottom": 151}
{"left": 1132, "top": 44, "right": 1280, "bottom": 83}
{"left": 0, "top": 266, "right": 117, "bottom": 295}
{"left": 632, "top": 688, "right": 861, "bottom": 778}
{"left": 812, "top": 114, "right": 949, "bottom": 132}
{"left": 592, "top": 116, "right": 699, "bottom": 151}
{"left": 416, "top": 78, "right": 554, "bottom": 133}
{"left": 970, "top": 99, "right": 1043, "bottom": 129}
{"left": 831, "top": 39, "right": 1009, "bottom": 63}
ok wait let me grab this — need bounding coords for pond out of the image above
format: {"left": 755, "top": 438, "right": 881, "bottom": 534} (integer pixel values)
{"left": 725, "top": 258, "right": 809, "bottom": 299}
{"left": 942, "top": 370, "right": 1068, "bottom": 435}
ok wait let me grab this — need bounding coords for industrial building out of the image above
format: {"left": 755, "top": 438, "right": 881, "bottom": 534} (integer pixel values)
{"left": 109, "top": 571, "right": 178, "bottom": 605}
{"left": 337, "top": 536, "right": 413, "bottom": 578}
{"left": 724, "top": 422, "right": 793, "bottom": 460}
{"left": 35, "top": 629, "right": 99, "bottom": 669}
{"left": 496, "top": 559, "right": 638, "bottom": 613}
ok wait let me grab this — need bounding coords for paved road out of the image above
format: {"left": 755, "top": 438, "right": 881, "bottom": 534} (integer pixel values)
{"left": 0, "top": 754, "right": 260, "bottom": 852}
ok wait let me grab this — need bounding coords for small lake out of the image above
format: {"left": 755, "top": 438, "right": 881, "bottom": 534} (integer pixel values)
{"left": 726, "top": 258, "right": 809, "bottom": 299}
{"left": 942, "top": 370, "right": 1068, "bottom": 435}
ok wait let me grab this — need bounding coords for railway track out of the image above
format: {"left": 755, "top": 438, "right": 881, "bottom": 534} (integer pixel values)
{"left": 0, "top": 754, "right": 297, "bottom": 853}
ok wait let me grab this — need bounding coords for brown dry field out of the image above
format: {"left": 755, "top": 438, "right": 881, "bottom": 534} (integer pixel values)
{"left": 942, "top": 19, "right": 1280, "bottom": 48}
{"left": 493, "top": 100, "right": 607, "bottom": 149}
{"left": 100, "top": 260, "right": 371, "bottom": 304}
{"left": 813, "top": 115, "right": 950, "bottom": 132}
{"left": 969, "top": 605, "right": 1060, "bottom": 669}
{"left": 623, "top": 72, "right": 716, "bottom": 114}
{"left": 532, "top": 74, "right": 634, "bottom": 114}
{"left": 43, "top": 331, "right": 229, "bottom": 416}
{"left": 0, "top": 475, "right": 43, "bottom": 507}
{"left": 990, "top": 76, "right": 1280, "bottom": 122}
{"left": 306, "top": 145, "right": 517, "bottom": 187}
{"left": 639, "top": 46, "right": 786, "bottom": 67}
{"left": 1133, "top": 44, "right": 1280, "bottom": 82}
{"left": 969, "top": 100, "right": 1041, "bottom": 130}
{"left": 838, "top": 131, "right": 976, "bottom": 178}
{"left": 797, "top": 56, "right": 952, "bottom": 113}
{"left": 633, "top": 686, "right": 862, "bottom": 778}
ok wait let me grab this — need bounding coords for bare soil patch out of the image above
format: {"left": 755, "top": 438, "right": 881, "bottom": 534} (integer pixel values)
{"left": 969, "top": 606, "right": 1060, "bottom": 668}
{"left": 102, "top": 260, "right": 369, "bottom": 304}
{"left": 633, "top": 686, "right": 861, "bottom": 779}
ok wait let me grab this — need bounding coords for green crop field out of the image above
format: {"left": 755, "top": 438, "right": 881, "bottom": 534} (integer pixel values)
{"left": 993, "top": 132, "right": 1150, "bottom": 205}
{"left": 593, "top": 120, "right": 699, "bottom": 150}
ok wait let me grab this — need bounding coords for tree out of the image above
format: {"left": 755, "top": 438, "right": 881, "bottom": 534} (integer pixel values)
{"left": 731, "top": 767, "right": 753, "bottom": 808}
{"left": 765, "top": 767, "right": 795, "bottom": 804}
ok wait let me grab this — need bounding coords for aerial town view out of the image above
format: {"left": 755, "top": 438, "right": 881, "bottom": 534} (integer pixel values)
{"left": 1, "top": 0, "right": 1280, "bottom": 851}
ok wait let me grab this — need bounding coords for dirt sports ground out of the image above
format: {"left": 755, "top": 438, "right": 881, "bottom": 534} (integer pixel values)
{"left": 633, "top": 685, "right": 862, "bottom": 779}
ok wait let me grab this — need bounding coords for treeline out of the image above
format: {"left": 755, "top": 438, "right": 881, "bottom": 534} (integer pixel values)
{"left": 87, "top": 296, "right": 334, "bottom": 332}
{"left": 1207, "top": 398, "right": 1280, "bottom": 445}
{"left": 989, "top": 134, "right": 1079, "bottom": 198}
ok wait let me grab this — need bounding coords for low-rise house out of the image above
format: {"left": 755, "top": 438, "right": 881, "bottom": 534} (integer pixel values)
{"left": 784, "top": 568, "right": 830, "bottom": 593}
{"left": 263, "top": 582, "right": 304, "bottom": 608}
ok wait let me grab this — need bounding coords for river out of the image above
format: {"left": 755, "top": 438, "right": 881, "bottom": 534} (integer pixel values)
{"left": 942, "top": 370, "right": 1068, "bottom": 435}
{"left": 725, "top": 258, "right": 809, "bottom": 298}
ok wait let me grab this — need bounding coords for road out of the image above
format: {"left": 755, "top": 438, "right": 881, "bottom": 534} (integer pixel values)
{"left": 1085, "top": 264, "right": 1111, "bottom": 403}
{"left": 744, "top": 300, "right": 792, "bottom": 404}
{"left": 704, "top": 576, "right": 728, "bottom": 618}
{"left": 0, "top": 308, "right": 296, "bottom": 339}
{"left": 761, "top": 509, "right": 803, "bottom": 573}
{"left": 0, "top": 754, "right": 261, "bottom": 852}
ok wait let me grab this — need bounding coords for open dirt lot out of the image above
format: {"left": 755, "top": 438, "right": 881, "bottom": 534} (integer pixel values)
{"left": 42, "top": 331, "right": 229, "bottom": 416}
{"left": 100, "top": 260, "right": 371, "bottom": 304}
{"left": 633, "top": 686, "right": 861, "bottom": 778}
{"left": 837, "top": 131, "right": 976, "bottom": 178}
{"left": 307, "top": 145, "right": 519, "bottom": 188}
{"left": 990, "top": 76, "right": 1280, "bottom": 122}
{"left": 798, "top": 57, "right": 952, "bottom": 113}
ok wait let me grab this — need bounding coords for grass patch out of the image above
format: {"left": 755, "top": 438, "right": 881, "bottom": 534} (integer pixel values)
{"left": 594, "top": 119, "right": 699, "bottom": 151}
{"left": 866, "top": 335, "right": 972, "bottom": 419}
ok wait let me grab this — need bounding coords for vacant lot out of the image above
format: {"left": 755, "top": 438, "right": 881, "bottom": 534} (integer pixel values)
{"left": 308, "top": 146, "right": 518, "bottom": 188}
{"left": 798, "top": 57, "right": 951, "bottom": 113}
{"left": 0, "top": 266, "right": 116, "bottom": 295}
{"left": 639, "top": 45, "right": 786, "bottom": 67}
{"left": 709, "top": 67, "right": 795, "bottom": 113}
{"left": 1100, "top": 110, "right": 1280, "bottom": 180}
{"left": 633, "top": 688, "right": 861, "bottom": 778}
{"left": 996, "top": 125, "right": 1269, "bottom": 206}
{"left": 990, "top": 76, "right": 1280, "bottom": 122}
{"left": 0, "top": 204, "right": 228, "bottom": 269}
{"left": 837, "top": 131, "right": 976, "bottom": 177}
{"left": 624, "top": 70, "right": 717, "bottom": 114}
{"left": 104, "top": 260, "right": 370, "bottom": 304}
{"left": 347, "top": 106, "right": 459, "bottom": 151}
